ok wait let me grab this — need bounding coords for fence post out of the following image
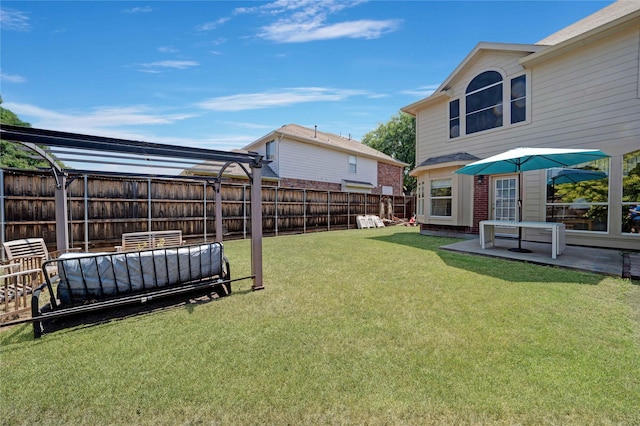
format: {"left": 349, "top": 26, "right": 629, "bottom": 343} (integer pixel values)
{"left": 303, "top": 189, "right": 307, "bottom": 234}
{"left": 327, "top": 191, "right": 330, "bottom": 231}
{"left": 203, "top": 181, "right": 207, "bottom": 242}
{"left": 347, "top": 192, "right": 350, "bottom": 229}
{"left": 84, "top": 175, "right": 89, "bottom": 252}
{"left": 147, "top": 178, "right": 152, "bottom": 231}
{"left": 243, "top": 184, "right": 247, "bottom": 240}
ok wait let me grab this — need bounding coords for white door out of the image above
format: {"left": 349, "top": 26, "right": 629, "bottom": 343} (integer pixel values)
{"left": 493, "top": 176, "right": 518, "bottom": 237}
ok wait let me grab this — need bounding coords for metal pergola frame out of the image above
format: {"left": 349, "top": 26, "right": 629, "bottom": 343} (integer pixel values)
{"left": 1, "top": 124, "right": 266, "bottom": 290}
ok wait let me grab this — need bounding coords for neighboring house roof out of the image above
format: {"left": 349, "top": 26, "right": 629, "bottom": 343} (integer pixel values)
{"left": 181, "top": 149, "right": 280, "bottom": 180}
{"left": 342, "top": 179, "right": 374, "bottom": 188}
{"left": 244, "top": 124, "right": 408, "bottom": 167}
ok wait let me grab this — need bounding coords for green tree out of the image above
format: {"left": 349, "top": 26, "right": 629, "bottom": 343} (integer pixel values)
{"left": 0, "top": 96, "right": 52, "bottom": 169}
{"left": 362, "top": 112, "right": 416, "bottom": 194}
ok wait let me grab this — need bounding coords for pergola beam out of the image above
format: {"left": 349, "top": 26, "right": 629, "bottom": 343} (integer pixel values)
{"left": 1, "top": 125, "right": 262, "bottom": 166}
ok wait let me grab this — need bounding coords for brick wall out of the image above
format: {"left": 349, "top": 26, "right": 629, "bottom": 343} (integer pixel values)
{"left": 472, "top": 177, "right": 489, "bottom": 234}
{"left": 376, "top": 163, "right": 404, "bottom": 195}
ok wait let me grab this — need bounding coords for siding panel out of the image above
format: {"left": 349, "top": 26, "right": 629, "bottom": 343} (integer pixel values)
{"left": 279, "top": 139, "right": 378, "bottom": 186}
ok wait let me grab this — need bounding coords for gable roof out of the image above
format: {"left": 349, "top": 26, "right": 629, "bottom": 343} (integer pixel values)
{"left": 401, "top": 0, "right": 640, "bottom": 116}
{"left": 244, "top": 124, "right": 408, "bottom": 167}
{"left": 401, "top": 42, "right": 543, "bottom": 115}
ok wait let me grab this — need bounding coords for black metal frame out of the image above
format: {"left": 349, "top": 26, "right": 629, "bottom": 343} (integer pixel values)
{"left": 31, "top": 242, "right": 232, "bottom": 338}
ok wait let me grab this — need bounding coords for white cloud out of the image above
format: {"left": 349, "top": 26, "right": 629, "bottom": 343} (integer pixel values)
{"left": 4, "top": 102, "right": 195, "bottom": 135}
{"left": 196, "top": 17, "right": 230, "bottom": 31}
{"left": 0, "top": 71, "right": 26, "bottom": 83}
{"left": 124, "top": 6, "right": 152, "bottom": 14}
{"left": 137, "top": 60, "right": 199, "bottom": 72}
{"left": 239, "top": 0, "right": 400, "bottom": 43}
{"left": 0, "top": 8, "right": 30, "bottom": 31}
{"left": 197, "top": 87, "right": 370, "bottom": 111}
{"left": 158, "top": 46, "right": 179, "bottom": 53}
{"left": 260, "top": 18, "right": 401, "bottom": 43}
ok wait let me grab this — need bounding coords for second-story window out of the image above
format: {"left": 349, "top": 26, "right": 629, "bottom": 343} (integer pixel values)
{"left": 266, "top": 140, "right": 275, "bottom": 160}
{"left": 466, "top": 71, "right": 503, "bottom": 134}
{"left": 449, "top": 99, "right": 460, "bottom": 139}
{"left": 349, "top": 155, "right": 357, "bottom": 173}
{"left": 510, "top": 75, "right": 526, "bottom": 124}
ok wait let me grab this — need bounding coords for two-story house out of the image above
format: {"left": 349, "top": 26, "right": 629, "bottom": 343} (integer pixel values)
{"left": 401, "top": 0, "right": 639, "bottom": 250}
{"left": 242, "top": 124, "right": 408, "bottom": 196}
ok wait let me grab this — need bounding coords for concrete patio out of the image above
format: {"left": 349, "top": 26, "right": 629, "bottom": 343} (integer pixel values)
{"left": 440, "top": 237, "right": 638, "bottom": 278}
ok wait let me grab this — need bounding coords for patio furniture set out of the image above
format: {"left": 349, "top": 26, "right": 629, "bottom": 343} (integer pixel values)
{"left": 1, "top": 230, "right": 232, "bottom": 338}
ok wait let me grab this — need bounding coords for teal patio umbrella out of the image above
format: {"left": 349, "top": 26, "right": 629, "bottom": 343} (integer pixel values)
{"left": 547, "top": 168, "right": 607, "bottom": 185}
{"left": 455, "top": 147, "right": 609, "bottom": 252}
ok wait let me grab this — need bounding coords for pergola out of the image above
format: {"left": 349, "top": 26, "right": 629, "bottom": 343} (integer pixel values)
{"left": 0, "top": 124, "right": 266, "bottom": 290}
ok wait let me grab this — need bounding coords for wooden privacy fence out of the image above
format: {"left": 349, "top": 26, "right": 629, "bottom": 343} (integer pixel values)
{"left": 1, "top": 169, "right": 415, "bottom": 251}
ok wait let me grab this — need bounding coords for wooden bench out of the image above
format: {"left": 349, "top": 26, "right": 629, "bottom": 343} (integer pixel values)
{"left": 2, "top": 237, "right": 80, "bottom": 277}
{"left": 1, "top": 262, "right": 42, "bottom": 320}
{"left": 3, "top": 238, "right": 50, "bottom": 272}
{"left": 116, "top": 230, "right": 184, "bottom": 252}
{"left": 32, "top": 242, "right": 230, "bottom": 338}
{"left": 1, "top": 238, "right": 68, "bottom": 320}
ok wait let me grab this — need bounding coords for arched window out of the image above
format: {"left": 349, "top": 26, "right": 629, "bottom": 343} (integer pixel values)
{"left": 465, "top": 71, "right": 503, "bottom": 134}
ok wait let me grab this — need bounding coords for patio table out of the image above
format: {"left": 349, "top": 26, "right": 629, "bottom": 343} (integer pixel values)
{"left": 479, "top": 220, "right": 566, "bottom": 259}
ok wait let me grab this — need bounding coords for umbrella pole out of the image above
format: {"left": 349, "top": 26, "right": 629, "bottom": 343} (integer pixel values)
{"left": 509, "top": 172, "right": 532, "bottom": 254}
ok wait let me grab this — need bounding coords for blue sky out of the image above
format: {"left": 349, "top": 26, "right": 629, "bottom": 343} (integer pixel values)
{"left": 1, "top": 0, "right": 613, "bottom": 152}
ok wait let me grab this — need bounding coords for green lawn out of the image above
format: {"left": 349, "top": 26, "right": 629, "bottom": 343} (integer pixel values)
{"left": 1, "top": 227, "right": 639, "bottom": 425}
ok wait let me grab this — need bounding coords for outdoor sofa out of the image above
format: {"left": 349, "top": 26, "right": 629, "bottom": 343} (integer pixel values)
{"left": 31, "top": 242, "right": 230, "bottom": 337}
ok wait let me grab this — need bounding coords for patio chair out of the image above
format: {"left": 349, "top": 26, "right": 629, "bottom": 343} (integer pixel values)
{"left": 2, "top": 238, "right": 80, "bottom": 278}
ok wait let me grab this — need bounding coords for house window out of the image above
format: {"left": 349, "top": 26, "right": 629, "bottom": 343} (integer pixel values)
{"left": 449, "top": 99, "right": 460, "bottom": 138}
{"left": 622, "top": 149, "right": 640, "bottom": 234}
{"left": 510, "top": 75, "right": 526, "bottom": 124}
{"left": 545, "top": 158, "right": 610, "bottom": 232}
{"left": 466, "top": 71, "right": 503, "bottom": 134}
{"left": 430, "top": 179, "right": 452, "bottom": 216}
{"left": 266, "top": 140, "right": 275, "bottom": 160}
{"left": 348, "top": 155, "right": 357, "bottom": 173}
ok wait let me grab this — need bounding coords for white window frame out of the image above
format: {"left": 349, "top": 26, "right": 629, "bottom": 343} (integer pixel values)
{"left": 430, "top": 178, "right": 452, "bottom": 217}
{"left": 265, "top": 140, "right": 275, "bottom": 160}
{"left": 348, "top": 155, "right": 357, "bottom": 174}
{"left": 449, "top": 69, "right": 530, "bottom": 139}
